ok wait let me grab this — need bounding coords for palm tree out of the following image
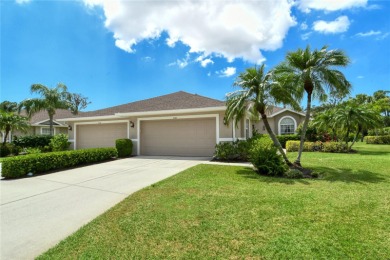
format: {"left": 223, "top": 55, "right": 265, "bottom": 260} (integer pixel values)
{"left": 0, "top": 112, "right": 30, "bottom": 145}
{"left": 18, "top": 83, "right": 72, "bottom": 136}
{"left": 225, "top": 65, "right": 301, "bottom": 166}
{"left": 274, "top": 45, "right": 351, "bottom": 166}
{"left": 333, "top": 103, "right": 382, "bottom": 151}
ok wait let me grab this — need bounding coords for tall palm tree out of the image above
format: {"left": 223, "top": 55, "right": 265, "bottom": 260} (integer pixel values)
{"left": 225, "top": 65, "right": 301, "bottom": 166}
{"left": 18, "top": 83, "right": 72, "bottom": 136}
{"left": 0, "top": 112, "right": 30, "bottom": 145}
{"left": 274, "top": 45, "right": 351, "bottom": 166}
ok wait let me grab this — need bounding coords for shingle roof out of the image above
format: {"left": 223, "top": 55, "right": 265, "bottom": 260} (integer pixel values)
{"left": 73, "top": 91, "right": 225, "bottom": 117}
{"left": 20, "top": 109, "right": 82, "bottom": 125}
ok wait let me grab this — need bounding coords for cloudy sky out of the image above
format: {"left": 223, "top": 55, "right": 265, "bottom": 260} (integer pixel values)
{"left": 1, "top": 0, "right": 389, "bottom": 110}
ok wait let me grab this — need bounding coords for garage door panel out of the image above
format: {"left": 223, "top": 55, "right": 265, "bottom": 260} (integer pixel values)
{"left": 141, "top": 118, "right": 215, "bottom": 156}
{"left": 77, "top": 123, "right": 127, "bottom": 149}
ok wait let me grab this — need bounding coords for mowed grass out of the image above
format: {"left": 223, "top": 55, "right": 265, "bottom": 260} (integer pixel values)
{"left": 39, "top": 143, "right": 390, "bottom": 259}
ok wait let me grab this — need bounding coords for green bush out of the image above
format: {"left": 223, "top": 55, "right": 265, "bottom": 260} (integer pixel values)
{"left": 283, "top": 169, "right": 303, "bottom": 179}
{"left": 249, "top": 136, "right": 287, "bottom": 176}
{"left": 0, "top": 143, "right": 20, "bottom": 157}
{"left": 367, "top": 127, "right": 390, "bottom": 136}
{"left": 286, "top": 141, "right": 347, "bottom": 153}
{"left": 24, "top": 147, "right": 42, "bottom": 154}
{"left": 214, "top": 142, "right": 238, "bottom": 160}
{"left": 115, "top": 139, "right": 133, "bottom": 158}
{"left": 0, "top": 144, "right": 11, "bottom": 157}
{"left": 50, "top": 134, "right": 70, "bottom": 151}
{"left": 276, "top": 134, "right": 300, "bottom": 148}
{"left": 365, "top": 135, "right": 390, "bottom": 144}
{"left": 13, "top": 135, "right": 53, "bottom": 148}
{"left": 1, "top": 147, "right": 118, "bottom": 179}
{"left": 322, "top": 142, "right": 348, "bottom": 153}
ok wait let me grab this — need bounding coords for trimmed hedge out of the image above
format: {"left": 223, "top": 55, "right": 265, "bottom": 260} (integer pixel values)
{"left": 115, "top": 139, "right": 133, "bottom": 157}
{"left": 1, "top": 148, "right": 118, "bottom": 179}
{"left": 13, "top": 135, "right": 53, "bottom": 148}
{"left": 286, "top": 141, "right": 347, "bottom": 153}
{"left": 276, "top": 134, "right": 300, "bottom": 148}
{"left": 365, "top": 135, "right": 390, "bottom": 144}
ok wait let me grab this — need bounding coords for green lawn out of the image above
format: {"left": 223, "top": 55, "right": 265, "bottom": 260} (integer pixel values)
{"left": 39, "top": 143, "right": 390, "bottom": 259}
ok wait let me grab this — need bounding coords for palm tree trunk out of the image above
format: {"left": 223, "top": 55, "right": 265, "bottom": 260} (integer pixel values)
{"left": 295, "top": 94, "right": 312, "bottom": 166}
{"left": 349, "top": 128, "right": 361, "bottom": 151}
{"left": 3, "top": 126, "right": 10, "bottom": 146}
{"left": 261, "top": 113, "right": 292, "bottom": 166}
{"left": 49, "top": 113, "right": 54, "bottom": 136}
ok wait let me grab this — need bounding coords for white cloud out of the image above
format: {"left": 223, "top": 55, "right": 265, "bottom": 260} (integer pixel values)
{"left": 83, "top": 0, "right": 296, "bottom": 64}
{"left": 354, "top": 30, "right": 389, "bottom": 40}
{"left": 377, "top": 32, "right": 389, "bottom": 40}
{"left": 15, "top": 0, "right": 31, "bottom": 4}
{"left": 218, "top": 67, "right": 236, "bottom": 77}
{"left": 200, "top": 59, "right": 214, "bottom": 68}
{"left": 355, "top": 30, "right": 381, "bottom": 37}
{"left": 168, "top": 53, "right": 190, "bottom": 68}
{"left": 301, "top": 32, "right": 312, "bottom": 40}
{"left": 313, "top": 16, "right": 350, "bottom": 34}
{"left": 141, "top": 56, "right": 154, "bottom": 62}
{"left": 300, "top": 22, "right": 308, "bottom": 30}
{"left": 196, "top": 56, "right": 214, "bottom": 68}
{"left": 366, "top": 4, "right": 381, "bottom": 10}
{"left": 357, "top": 76, "right": 364, "bottom": 79}
{"left": 297, "top": 0, "right": 367, "bottom": 12}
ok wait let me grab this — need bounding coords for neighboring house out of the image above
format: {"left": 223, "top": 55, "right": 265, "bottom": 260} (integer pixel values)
{"left": 2, "top": 110, "right": 75, "bottom": 142}
{"left": 58, "top": 91, "right": 305, "bottom": 156}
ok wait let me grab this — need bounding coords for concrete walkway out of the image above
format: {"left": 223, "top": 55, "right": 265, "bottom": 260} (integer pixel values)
{"left": 0, "top": 156, "right": 208, "bottom": 260}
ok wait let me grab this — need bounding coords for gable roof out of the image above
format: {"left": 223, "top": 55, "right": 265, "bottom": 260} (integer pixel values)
{"left": 20, "top": 109, "right": 79, "bottom": 125}
{"left": 70, "top": 91, "right": 225, "bottom": 118}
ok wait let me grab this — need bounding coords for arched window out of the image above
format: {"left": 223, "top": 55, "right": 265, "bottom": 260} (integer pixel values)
{"left": 279, "top": 116, "right": 296, "bottom": 135}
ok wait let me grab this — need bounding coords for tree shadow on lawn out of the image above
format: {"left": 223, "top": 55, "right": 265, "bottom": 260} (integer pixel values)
{"left": 314, "top": 166, "right": 388, "bottom": 184}
{"left": 235, "top": 167, "right": 388, "bottom": 185}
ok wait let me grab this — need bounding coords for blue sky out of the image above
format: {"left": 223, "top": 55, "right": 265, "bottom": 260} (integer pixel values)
{"left": 1, "top": 0, "right": 389, "bottom": 111}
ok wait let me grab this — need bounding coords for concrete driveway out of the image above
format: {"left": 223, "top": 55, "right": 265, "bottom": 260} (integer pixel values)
{"left": 0, "top": 156, "right": 208, "bottom": 260}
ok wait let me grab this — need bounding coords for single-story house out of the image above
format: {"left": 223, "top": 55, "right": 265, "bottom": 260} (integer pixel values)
{"left": 1, "top": 110, "right": 73, "bottom": 143}
{"left": 58, "top": 91, "right": 305, "bottom": 156}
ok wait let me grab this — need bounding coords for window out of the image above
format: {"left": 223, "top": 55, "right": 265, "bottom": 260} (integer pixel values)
{"left": 41, "top": 127, "right": 54, "bottom": 135}
{"left": 279, "top": 117, "right": 295, "bottom": 135}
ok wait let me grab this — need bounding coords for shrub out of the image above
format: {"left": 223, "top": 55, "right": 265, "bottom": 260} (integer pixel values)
{"left": 115, "top": 139, "right": 133, "bottom": 157}
{"left": 322, "top": 142, "right": 348, "bottom": 153}
{"left": 276, "top": 134, "right": 300, "bottom": 148}
{"left": 0, "top": 143, "right": 20, "bottom": 157}
{"left": 283, "top": 169, "right": 303, "bottom": 179}
{"left": 50, "top": 134, "right": 70, "bottom": 152}
{"left": 25, "top": 147, "right": 42, "bottom": 154}
{"left": 286, "top": 141, "right": 300, "bottom": 152}
{"left": 365, "top": 135, "right": 390, "bottom": 144}
{"left": 0, "top": 144, "right": 11, "bottom": 157}
{"left": 249, "top": 136, "right": 287, "bottom": 176}
{"left": 286, "top": 141, "right": 347, "bottom": 153}
{"left": 13, "top": 135, "right": 53, "bottom": 148}
{"left": 367, "top": 127, "right": 390, "bottom": 136}
{"left": 1, "top": 147, "right": 118, "bottom": 179}
{"left": 214, "top": 142, "right": 238, "bottom": 160}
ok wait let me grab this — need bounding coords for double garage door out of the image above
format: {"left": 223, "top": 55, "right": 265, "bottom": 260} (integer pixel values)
{"left": 76, "top": 118, "right": 216, "bottom": 156}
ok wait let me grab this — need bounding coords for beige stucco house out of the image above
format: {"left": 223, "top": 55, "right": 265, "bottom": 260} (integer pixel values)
{"left": 58, "top": 91, "right": 305, "bottom": 156}
{"left": 1, "top": 110, "right": 73, "bottom": 143}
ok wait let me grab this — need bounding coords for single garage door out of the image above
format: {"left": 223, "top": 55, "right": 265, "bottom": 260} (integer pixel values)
{"left": 141, "top": 118, "right": 216, "bottom": 156}
{"left": 76, "top": 123, "right": 127, "bottom": 149}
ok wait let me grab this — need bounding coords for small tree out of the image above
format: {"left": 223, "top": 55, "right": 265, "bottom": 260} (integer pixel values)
{"left": 0, "top": 112, "right": 30, "bottom": 145}
{"left": 225, "top": 65, "right": 301, "bottom": 166}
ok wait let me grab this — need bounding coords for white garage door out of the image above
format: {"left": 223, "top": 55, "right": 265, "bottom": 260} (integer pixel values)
{"left": 76, "top": 123, "right": 127, "bottom": 149}
{"left": 141, "top": 118, "right": 216, "bottom": 156}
